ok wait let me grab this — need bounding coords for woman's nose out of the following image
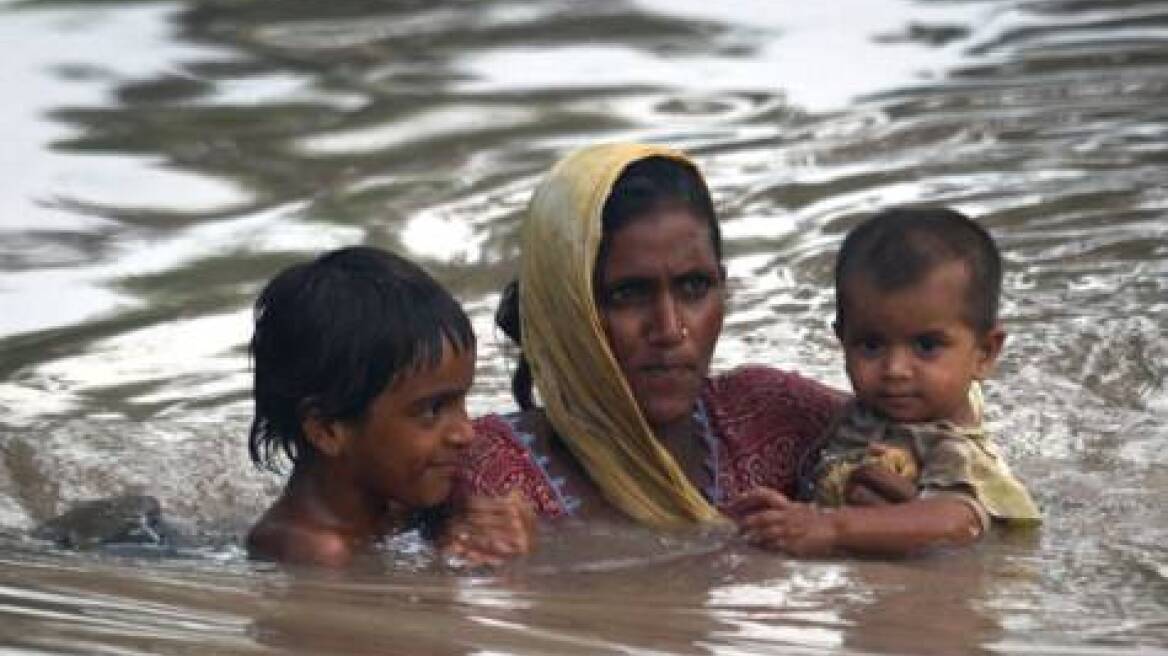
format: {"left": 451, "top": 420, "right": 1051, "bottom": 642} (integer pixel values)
{"left": 649, "top": 293, "right": 685, "bottom": 343}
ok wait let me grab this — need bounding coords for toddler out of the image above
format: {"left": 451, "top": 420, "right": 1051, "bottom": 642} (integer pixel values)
{"left": 728, "top": 207, "right": 1039, "bottom": 555}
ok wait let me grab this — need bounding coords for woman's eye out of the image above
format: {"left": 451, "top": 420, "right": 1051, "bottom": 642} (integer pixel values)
{"left": 605, "top": 282, "right": 648, "bottom": 306}
{"left": 677, "top": 274, "right": 713, "bottom": 300}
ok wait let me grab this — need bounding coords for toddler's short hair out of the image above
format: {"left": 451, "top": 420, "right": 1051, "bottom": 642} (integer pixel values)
{"left": 834, "top": 206, "right": 1002, "bottom": 332}
{"left": 248, "top": 246, "right": 474, "bottom": 472}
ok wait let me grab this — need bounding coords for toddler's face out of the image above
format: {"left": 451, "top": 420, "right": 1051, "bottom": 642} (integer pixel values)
{"left": 836, "top": 261, "right": 1003, "bottom": 425}
{"left": 339, "top": 339, "right": 476, "bottom": 510}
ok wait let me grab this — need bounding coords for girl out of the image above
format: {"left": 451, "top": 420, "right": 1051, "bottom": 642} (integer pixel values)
{"left": 247, "top": 246, "right": 531, "bottom": 567}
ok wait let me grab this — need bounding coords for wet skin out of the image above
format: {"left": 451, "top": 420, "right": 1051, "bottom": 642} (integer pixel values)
{"left": 836, "top": 261, "right": 1005, "bottom": 426}
{"left": 725, "top": 261, "right": 997, "bottom": 556}
{"left": 336, "top": 339, "right": 477, "bottom": 511}
{"left": 248, "top": 340, "right": 477, "bottom": 566}
{"left": 595, "top": 206, "right": 725, "bottom": 436}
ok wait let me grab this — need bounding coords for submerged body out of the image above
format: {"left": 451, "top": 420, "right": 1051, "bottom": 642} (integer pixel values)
{"left": 244, "top": 247, "right": 530, "bottom": 568}
{"left": 32, "top": 494, "right": 177, "bottom": 550}
{"left": 460, "top": 367, "right": 842, "bottom": 520}
{"left": 457, "top": 144, "right": 937, "bottom": 553}
{"left": 247, "top": 338, "right": 478, "bottom": 567}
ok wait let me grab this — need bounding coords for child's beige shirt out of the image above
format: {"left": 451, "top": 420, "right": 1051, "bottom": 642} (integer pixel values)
{"left": 809, "top": 399, "right": 1042, "bottom": 532}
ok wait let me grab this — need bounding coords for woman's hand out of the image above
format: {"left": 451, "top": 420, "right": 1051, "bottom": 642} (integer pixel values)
{"left": 723, "top": 487, "right": 840, "bottom": 557}
{"left": 440, "top": 491, "right": 536, "bottom": 566}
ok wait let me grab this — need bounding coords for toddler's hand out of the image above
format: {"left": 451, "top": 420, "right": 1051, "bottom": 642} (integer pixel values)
{"left": 845, "top": 443, "right": 919, "bottom": 506}
{"left": 440, "top": 490, "right": 536, "bottom": 566}
{"left": 723, "top": 487, "right": 839, "bottom": 557}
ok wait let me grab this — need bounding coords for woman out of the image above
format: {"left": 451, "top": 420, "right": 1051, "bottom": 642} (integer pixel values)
{"left": 456, "top": 143, "right": 844, "bottom": 531}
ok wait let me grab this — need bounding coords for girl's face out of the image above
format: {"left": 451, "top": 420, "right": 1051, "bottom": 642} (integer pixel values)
{"left": 836, "top": 261, "right": 1004, "bottom": 425}
{"left": 339, "top": 339, "right": 476, "bottom": 510}
{"left": 596, "top": 207, "right": 724, "bottom": 433}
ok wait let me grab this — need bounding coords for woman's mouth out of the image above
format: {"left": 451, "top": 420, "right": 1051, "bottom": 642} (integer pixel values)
{"left": 641, "top": 362, "right": 695, "bottom": 377}
{"left": 637, "top": 363, "right": 699, "bottom": 394}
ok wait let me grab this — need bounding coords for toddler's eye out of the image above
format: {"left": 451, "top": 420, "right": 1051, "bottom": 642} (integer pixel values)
{"left": 913, "top": 334, "right": 943, "bottom": 356}
{"left": 855, "top": 336, "right": 884, "bottom": 357}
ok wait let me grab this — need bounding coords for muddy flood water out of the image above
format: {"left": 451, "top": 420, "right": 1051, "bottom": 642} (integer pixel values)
{"left": 1, "top": 0, "right": 1166, "bottom": 653}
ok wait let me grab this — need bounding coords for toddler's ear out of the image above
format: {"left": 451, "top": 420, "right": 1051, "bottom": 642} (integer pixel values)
{"left": 975, "top": 323, "right": 1007, "bottom": 379}
{"left": 300, "top": 404, "right": 349, "bottom": 457}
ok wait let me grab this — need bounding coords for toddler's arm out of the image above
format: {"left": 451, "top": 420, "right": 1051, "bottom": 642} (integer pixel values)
{"left": 843, "top": 460, "right": 919, "bottom": 505}
{"left": 724, "top": 487, "right": 982, "bottom": 557}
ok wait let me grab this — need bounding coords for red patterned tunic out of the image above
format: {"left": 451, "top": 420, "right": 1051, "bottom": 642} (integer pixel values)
{"left": 456, "top": 366, "right": 845, "bottom": 518}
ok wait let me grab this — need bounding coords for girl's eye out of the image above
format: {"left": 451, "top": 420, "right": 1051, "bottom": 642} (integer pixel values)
{"left": 417, "top": 397, "right": 446, "bottom": 423}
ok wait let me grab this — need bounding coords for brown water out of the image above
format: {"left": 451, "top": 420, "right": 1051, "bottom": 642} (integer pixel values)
{"left": 1, "top": 0, "right": 1166, "bottom": 653}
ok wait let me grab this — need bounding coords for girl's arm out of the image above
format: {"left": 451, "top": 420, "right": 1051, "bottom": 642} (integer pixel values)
{"left": 438, "top": 491, "right": 537, "bottom": 566}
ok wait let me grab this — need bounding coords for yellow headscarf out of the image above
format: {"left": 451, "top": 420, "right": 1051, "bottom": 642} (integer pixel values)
{"left": 518, "top": 143, "right": 723, "bottom": 527}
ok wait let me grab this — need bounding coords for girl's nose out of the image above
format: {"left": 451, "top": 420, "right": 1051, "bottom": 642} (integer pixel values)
{"left": 446, "top": 405, "right": 475, "bottom": 448}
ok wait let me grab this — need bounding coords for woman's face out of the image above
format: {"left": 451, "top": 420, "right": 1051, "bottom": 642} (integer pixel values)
{"left": 596, "top": 206, "right": 724, "bottom": 432}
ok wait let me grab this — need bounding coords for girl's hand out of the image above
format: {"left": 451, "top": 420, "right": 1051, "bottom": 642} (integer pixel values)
{"left": 723, "top": 487, "right": 840, "bottom": 557}
{"left": 440, "top": 491, "right": 536, "bottom": 566}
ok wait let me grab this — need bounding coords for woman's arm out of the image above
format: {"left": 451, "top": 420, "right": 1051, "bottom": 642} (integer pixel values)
{"left": 725, "top": 487, "right": 982, "bottom": 557}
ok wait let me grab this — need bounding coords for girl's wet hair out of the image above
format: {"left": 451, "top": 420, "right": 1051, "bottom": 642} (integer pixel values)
{"left": 834, "top": 206, "right": 1002, "bottom": 332}
{"left": 496, "top": 155, "right": 722, "bottom": 410}
{"left": 248, "top": 246, "right": 474, "bottom": 472}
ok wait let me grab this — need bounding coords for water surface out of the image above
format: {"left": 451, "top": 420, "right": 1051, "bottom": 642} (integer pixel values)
{"left": 1, "top": 0, "right": 1166, "bottom": 653}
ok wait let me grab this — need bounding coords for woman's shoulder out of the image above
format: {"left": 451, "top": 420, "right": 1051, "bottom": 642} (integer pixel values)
{"left": 470, "top": 412, "right": 522, "bottom": 442}
{"left": 465, "top": 412, "right": 537, "bottom": 471}
{"left": 705, "top": 365, "right": 847, "bottom": 454}
{"left": 704, "top": 365, "right": 845, "bottom": 496}
{"left": 461, "top": 410, "right": 568, "bottom": 516}
{"left": 469, "top": 411, "right": 551, "bottom": 454}
{"left": 708, "top": 365, "right": 846, "bottom": 412}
